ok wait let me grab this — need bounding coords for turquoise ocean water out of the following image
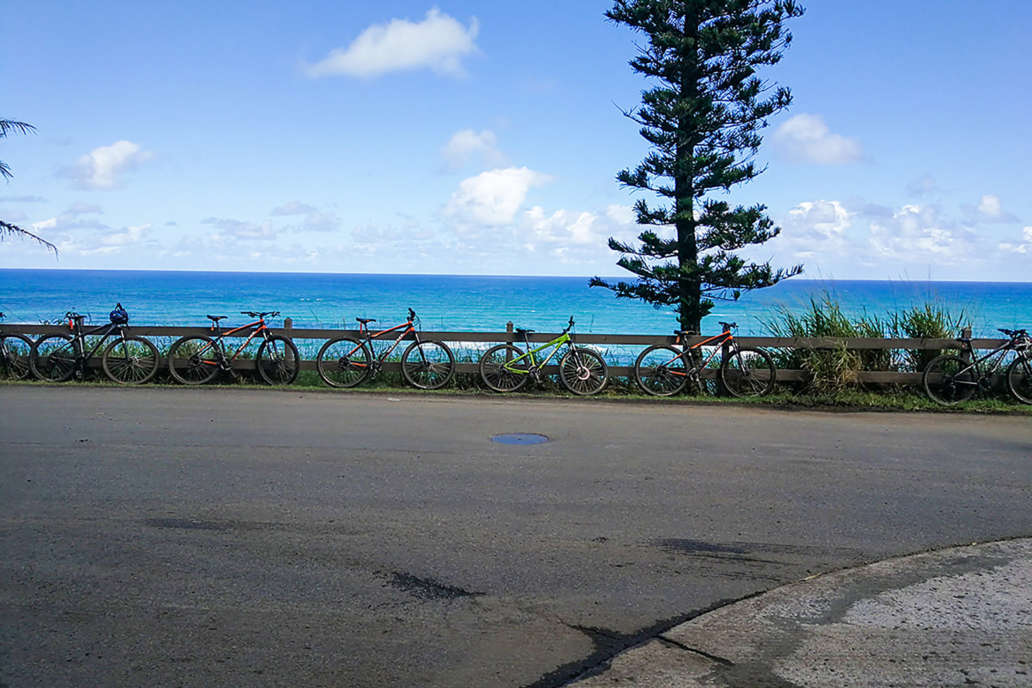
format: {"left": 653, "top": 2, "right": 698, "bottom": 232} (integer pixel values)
{"left": 1, "top": 269, "right": 1029, "bottom": 338}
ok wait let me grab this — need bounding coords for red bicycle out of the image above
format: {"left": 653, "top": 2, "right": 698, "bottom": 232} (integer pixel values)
{"left": 316, "top": 308, "right": 454, "bottom": 390}
{"left": 167, "top": 311, "right": 299, "bottom": 385}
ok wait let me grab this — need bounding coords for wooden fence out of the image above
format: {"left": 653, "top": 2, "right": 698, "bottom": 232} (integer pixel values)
{"left": 0, "top": 320, "right": 1004, "bottom": 385}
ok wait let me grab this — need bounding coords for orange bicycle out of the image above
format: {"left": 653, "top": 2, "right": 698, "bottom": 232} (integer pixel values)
{"left": 167, "top": 311, "right": 299, "bottom": 385}
{"left": 633, "top": 321, "right": 775, "bottom": 397}
{"left": 316, "top": 308, "right": 454, "bottom": 390}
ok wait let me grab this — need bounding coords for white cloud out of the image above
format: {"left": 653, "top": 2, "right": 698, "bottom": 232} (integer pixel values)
{"left": 774, "top": 114, "right": 862, "bottom": 165}
{"left": 605, "top": 204, "right": 635, "bottom": 226}
{"left": 774, "top": 200, "right": 852, "bottom": 259}
{"left": 977, "top": 194, "right": 1002, "bottom": 217}
{"left": 66, "top": 140, "right": 153, "bottom": 189}
{"left": 271, "top": 201, "right": 318, "bottom": 216}
{"left": 32, "top": 217, "right": 59, "bottom": 231}
{"left": 445, "top": 167, "right": 551, "bottom": 226}
{"left": 869, "top": 204, "right": 968, "bottom": 261}
{"left": 998, "top": 226, "right": 1032, "bottom": 255}
{"left": 65, "top": 202, "right": 103, "bottom": 216}
{"left": 524, "top": 207, "right": 600, "bottom": 246}
{"left": 306, "top": 9, "right": 479, "bottom": 78}
{"left": 201, "top": 217, "right": 278, "bottom": 240}
{"left": 269, "top": 202, "right": 340, "bottom": 232}
{"left": 441, "top": 129, "right": 503, "bottom": 169}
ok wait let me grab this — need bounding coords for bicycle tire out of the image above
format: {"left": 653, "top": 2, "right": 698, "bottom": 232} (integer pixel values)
{"left": 0, "top": 333, "right": 33, "bottom": 380}
{"left": 102, "top": 335, "right": 160, "bottom": 385}
{"left": 316, "top": 337, "right": 372, "bottom": 388}
{"left": 922, "top": 354, "right": 977, "bottom": 405}
{"left": 1006, "top": 355, "right": 1032, "bottom": 405}
{"left": 30, "top": 334, "right": 77, "bottom": 382}
{"left": 479, "top": 344, "right": 531, "bottom": 393}
{"left": 257, "top": 335, "right": 300, "bottom": 385}
{"left": 720, "top": 347, "right": 776, "bottom": 398}
{"left": 167, "top": 335, "right": 221, "bottom": 385}
{"left": 559, "top": 347, "right": 608, "bottom": 396}
{"left": 634, "top": 345, "right": 690, "bottom": 396}
{"left": 401, "top": 340, "right": 454, "bottom": 390}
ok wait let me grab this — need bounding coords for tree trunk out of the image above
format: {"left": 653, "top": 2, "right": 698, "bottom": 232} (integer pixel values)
{"left": 675, "top": 8, "right": 700, "bottom": 335}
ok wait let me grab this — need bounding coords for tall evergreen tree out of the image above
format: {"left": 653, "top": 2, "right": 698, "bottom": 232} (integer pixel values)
{"left": 592, "top": 0, "right": 804, "bottom": 333}
{"left": 1, "top": 119, "right": 56, "bottom": 254}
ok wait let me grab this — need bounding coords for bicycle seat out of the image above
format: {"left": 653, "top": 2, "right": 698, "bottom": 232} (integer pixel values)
{"left": 515, "top": 328, "right": 535, "bottom": 336}
{"left": 356, "top": 317, "right": 377, "bottom": 324}
{"left": 206, "top": 315, "right": 228, "bottom": 322}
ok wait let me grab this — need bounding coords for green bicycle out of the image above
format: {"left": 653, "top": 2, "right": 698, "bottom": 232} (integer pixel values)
{"left": 479, "top": 317, "right": 608, "bottom": 395}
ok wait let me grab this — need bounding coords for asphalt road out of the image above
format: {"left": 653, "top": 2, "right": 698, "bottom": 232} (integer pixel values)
{"left": 1, "top": 387, "right": 1030, "bottom": 687}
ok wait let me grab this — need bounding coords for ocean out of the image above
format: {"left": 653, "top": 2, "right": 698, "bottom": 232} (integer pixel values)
{"left": 1, "top": 269, "right": 1029, "bottom": 337}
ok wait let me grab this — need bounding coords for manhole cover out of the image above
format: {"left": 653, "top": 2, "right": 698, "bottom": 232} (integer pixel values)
{"left": 491, "top": 433, "right": 550, "bottom": 445}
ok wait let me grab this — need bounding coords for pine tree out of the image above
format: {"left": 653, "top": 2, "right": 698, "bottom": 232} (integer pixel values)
{"left": 1, "top": 119, "right": 56, "bottom": 254}
{"left": 592, "top": 0, "right": 804, "bottom": 333}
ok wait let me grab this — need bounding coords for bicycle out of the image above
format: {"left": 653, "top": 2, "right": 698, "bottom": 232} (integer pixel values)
{"left": 30, "top": 304, "right": 160, "bottom": 384}
{"left": 316, "top": 308, "right": 455, "bottom": 390}
{"left": 0, "top": 312, "right": 33, "bottom": 380}
{"left": 167, "top": 311, "right": 300, "bottom": 385}
{"left": 633, "top": 321, "right": 775, "bottom": 398}
{"left": 478, "top": 317, "right": 608, "bottom": 395}
{"left": 922, "top": 327, "right": 1032, "bottom": 405}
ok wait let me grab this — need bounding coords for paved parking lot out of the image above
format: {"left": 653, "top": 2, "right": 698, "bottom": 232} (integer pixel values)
{"left": 2, "top": 387, "right": 1030, "bottom": 687}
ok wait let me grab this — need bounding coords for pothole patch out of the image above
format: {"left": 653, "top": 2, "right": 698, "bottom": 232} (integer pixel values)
{"left": 491, "top": 432, "right": 550, "bottom": 445}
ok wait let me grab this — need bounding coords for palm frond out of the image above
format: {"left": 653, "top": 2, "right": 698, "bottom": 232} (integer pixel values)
{"left": 0, "top": 220, "right": 58, "bottom": 255}
{"left": 0, "top": 120, "right": 37, "bottom": 138}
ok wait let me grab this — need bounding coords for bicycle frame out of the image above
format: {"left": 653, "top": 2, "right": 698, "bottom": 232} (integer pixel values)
{"left": 673, "top": 329, "right": 738, "bottom": 373}
{"left": 953, "top": 339, "right": 1025, "bottom": 382}
{"left": 67, "top": 319, "right": 123, "bottom": 369}
{"left": 353, "top": 319, "right": 420, "bottom": 368}
{"left": 503, "top": 332, "right": 572, "bottom": 375}
{"left": 208, "top": 317, "right": 274, "bottom": 363}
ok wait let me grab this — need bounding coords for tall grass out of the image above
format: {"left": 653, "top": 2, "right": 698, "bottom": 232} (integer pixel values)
{"left": 762, "top": 293, "right": 970, "bottom": 393}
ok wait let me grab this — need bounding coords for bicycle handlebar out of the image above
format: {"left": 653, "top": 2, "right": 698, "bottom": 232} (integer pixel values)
{"left": 241, "top": 311, "right": 279, "bottom": 318}
{"left": 408, "top": 308, "right": 416, "bottom": 322}
{"left": 719, "top": 321, "right": 737, "bottom": 331}
{"left": 999, "top": 328, "right": 1029, "bottom": 338}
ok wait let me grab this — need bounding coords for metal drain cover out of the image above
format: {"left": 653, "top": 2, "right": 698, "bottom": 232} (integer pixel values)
{"left": 491, "top": 433, "right": 550, "bottom": 445}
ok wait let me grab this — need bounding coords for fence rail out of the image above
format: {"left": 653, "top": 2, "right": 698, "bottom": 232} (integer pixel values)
{"left": 1, "top": 321, "right": 1006, "bottom": 386}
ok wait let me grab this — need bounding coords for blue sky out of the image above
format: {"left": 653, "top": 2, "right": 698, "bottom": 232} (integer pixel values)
{"left": 2, "top": 1, "right": 1030, "bottom": 280}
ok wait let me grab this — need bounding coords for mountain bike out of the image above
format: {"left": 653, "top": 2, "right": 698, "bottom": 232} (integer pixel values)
{"left": 633, "top": 322, "right": 775, "bottom": 397}
{"left": 30, "top": 304, "right": 160, "bottom": 384}
{"left": 922, "top": 328, "right": 1032, "bottom": 405}
{"left": 0, "top": 312, "right": 33, "bottom": 380}
{"left": 478, "top": 317, "right": 608, "bottom": 395}
{"left": 167, "top": 311, "right": 300, "bottom": 385}
{"left": 316, "top": 308, "right": 454, "bottom": 390}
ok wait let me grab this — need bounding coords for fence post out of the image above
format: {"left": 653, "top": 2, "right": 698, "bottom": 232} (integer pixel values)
{"left": 961, "top": 326, "right": 972, "bottom": 363}
{"left": 506, "top": 321, "right": 514, "bottom": 362}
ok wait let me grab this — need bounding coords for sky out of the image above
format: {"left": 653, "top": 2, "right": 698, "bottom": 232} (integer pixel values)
{"left": 2, "top": 1, "right": 1030, "bottom": 280}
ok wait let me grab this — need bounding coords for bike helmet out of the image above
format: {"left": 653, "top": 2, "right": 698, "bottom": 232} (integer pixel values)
{"left": 109, "top": 304, "right": 129, "bottom": 325}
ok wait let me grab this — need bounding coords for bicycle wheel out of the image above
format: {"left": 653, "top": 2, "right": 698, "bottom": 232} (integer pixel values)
{"left": 1006, "top": 355, "right": 1032, "bottom": 405}
{"left": 0, "top": 334, "right": 33, "bottom": 380}
{"left": 402, "top": 340, "right": 454, "bottom": 390}
{"left": 102, "top": 335, "right": 159, "bottom": 384}
{"left": 479, "top": 344, "right": 531, "bottom": 393}
{"left": 30, "top": 335, "right": 77, "bottom": 382}
{"left": 634, "top": 345, "right": 689, "bottom": 396}
{"left": 922, "top": 354, "right": 977, "bottom": 405}
{"left": 316, "top": 337, "right": 371, "bottom": 388}
{"left": 257, "top": 335, "right": 300, "bottom": 385}
{"left": 167, "top": 336, "right": 221, "bottom": 385}
{"left": 721, "top": 347, "right": 776, "bottom": 398}
{"left": 559, "top": 347, "right": 608, "bottom": 396}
